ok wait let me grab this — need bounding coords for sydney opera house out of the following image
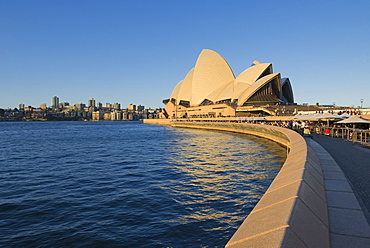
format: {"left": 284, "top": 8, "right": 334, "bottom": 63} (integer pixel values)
{"left": 163, "top": 49, "right": 294, "bottom": 118}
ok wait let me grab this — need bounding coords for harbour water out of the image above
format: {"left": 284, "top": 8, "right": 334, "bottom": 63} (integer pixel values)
{"left": 0, "top": 121, "right": 286, "bottom": 247}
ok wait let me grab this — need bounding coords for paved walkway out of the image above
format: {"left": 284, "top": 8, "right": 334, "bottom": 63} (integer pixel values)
{"left": 306, "top": 136, "right": 370, "bottom": 247}
{"left": 312, "top": 134, "right": 370, "bottom": 215}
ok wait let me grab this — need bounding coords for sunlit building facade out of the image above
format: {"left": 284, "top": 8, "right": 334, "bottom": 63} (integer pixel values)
{"left": 163, "top": 49, "right": 294, "bottom": 118}
{"left": 51, "top": 96, "right": 59, "bottom": 109}
{"left": 88, "top": 98, "right": 96, "bottom": 108}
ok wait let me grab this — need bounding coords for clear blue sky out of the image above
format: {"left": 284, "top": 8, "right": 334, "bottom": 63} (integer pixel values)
{"left": 1, "top": 0, "right": 370, "bottom": 109}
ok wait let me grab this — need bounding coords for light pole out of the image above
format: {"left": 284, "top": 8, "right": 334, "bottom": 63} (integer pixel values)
{"left": 360, "top": 99, "right": 364, "bottom": 109}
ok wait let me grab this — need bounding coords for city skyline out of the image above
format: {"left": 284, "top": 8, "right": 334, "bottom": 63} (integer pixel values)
{"left": 1, "top": 1, "right": 370, "bottom": 109}
{"left": 1, "top": 95, "right": 159, "bottom": 122}
{"left": 14, "top": 95, "right": 146, "bottom": 110}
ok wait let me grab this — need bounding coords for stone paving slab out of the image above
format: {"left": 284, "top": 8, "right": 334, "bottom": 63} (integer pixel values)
{"left": 321, "top": 164, "right": 343, "bottom": 173}
{"left": 325, "top": 179, "right": 353, "bottom": 192}
{"left": 326, "top": 191, "right": 362, "bottom": 210}
{"left": 328, "top": 207, "right": 370, "bottom": 237}
{"left": 306, "top": 138, "right": 370, "bottom": 247}
{"left": 330, "top": 233, "right": 370, "bottom": 248}
{"left": 312, "top": 135, "right": 370, "bottom": 214}
{"left": 323, "top": 171, "right": 347, "bottom": 181}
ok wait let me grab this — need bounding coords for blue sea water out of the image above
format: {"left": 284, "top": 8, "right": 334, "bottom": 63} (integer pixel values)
{"left": 0, "top": 121, "right": 286, "bottom": 247}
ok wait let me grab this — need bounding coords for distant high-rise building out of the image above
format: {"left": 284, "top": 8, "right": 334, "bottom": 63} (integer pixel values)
{"left": 113, "top": 103, "right": 121, "bottom": 110}
{"left": 52, "top": 96, "right": 59, "bottom": 108}
{"left": 88, "top": 98, "right": 96, "bottom": 108}
{"left": 19, "top": 103, "right": 25, "bottom": 110}
{"left": 137, "top": 105, "right": 145, "bottom": 112}
{"left": 97, "top": 102, "right": 103, "bottom": 109}
{"left": 128, "top": 104, "right": 136, "bottom": 111}
{"left": 106, "top": 103, "right": 111, "bottom": 109}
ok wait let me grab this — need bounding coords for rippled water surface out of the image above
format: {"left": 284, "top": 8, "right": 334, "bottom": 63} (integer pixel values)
{"left": 0, "top": 121, "right": 286, "bottom": 247}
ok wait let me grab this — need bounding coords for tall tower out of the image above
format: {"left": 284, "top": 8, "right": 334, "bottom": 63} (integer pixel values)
{"left": 88, "top": 98, "right": 96, "bottom": 108}
{"left": 52, "top": 96, "right": 59, "bottom": 108}
{"left": 128, "top": 104, "right": 136, "bottom": 111}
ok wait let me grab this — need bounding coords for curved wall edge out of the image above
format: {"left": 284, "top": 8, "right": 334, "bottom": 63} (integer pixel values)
{"left": 170, "top": 122, "right": 329, "bottom": 248}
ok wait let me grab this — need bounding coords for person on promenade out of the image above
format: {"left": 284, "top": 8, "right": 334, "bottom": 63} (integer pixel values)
{"left": 301, "top": 121, "right": 306, "bottom": 129}
{"left": 324, "top": 128, "right": 331, "bottom": 136}
{"left": 303, "top": 127, "right": 313, "bottom": 139}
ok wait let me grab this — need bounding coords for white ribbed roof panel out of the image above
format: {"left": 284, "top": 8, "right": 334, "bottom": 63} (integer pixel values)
{"left": 167, "top": 49, "right": 294, "bottom": 109}
{"left": 170, "top": 80, "right": 183, "bottom": 104}
{"left": 206, "top": 79, "right": 234, "bottom": 103}
{"left": 191, "top": 49, "right": 235, "bottom": 106}
{"left": 238, "top": 73, "right": 281, "bottom": 106}
{"left": 213, "top": 80, "right": 235, "bottom": 102}
{"left": 233, "top": 63, "right": 271, "bottom": 100}
{"left": 177, "top": 68, "right": 194, "bottom": 103}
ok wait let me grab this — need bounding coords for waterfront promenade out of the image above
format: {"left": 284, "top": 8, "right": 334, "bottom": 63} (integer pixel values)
{"left": 145, "top": 119, "right": 370, "bottom": 246}
{"left": 312, "top": 135, "right": 370, "bottom": 216}
{"left": 306, "top": 138, "right": 370, "bottom": 247}
{"left": 168, "top": 121, "right": 330, "bottom": 247}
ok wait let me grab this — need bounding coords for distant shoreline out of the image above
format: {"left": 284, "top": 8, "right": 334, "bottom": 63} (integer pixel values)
{"left": 0, "top": 118, "right": 144, "bottom": 122}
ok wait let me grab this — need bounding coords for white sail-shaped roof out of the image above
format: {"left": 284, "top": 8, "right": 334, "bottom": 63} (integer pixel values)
{"left": 206, "top": 79, "right": 234, "bottom": 103}
{"left": 238, "top": 73, "right": 281, "bottom": 106}
{"left": 191, "top": 49, "right": 235, "bottom": 106}
{"left": 170, "top": 80, "right": 183, "bottom": 103}
{"left": 177, "top": 68, "right": 194, "bottom": 103}
{"left": 233, "top": 63, "right": 272, "bottom": 100}
{"left": 167, "top": 49, "right": 293, "bottom": 109}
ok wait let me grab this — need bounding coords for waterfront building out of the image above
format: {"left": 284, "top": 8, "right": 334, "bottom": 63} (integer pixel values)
{"left": 122, "top": 111, "right": 129, "bottom": 120}
{"left": 75, "top": 103, "right": 86, "bottom": 111}
{"left": 113, "top": 103, "right": 121, "bottom": 110}
{"left": 24, "top": 106, "right": 34, "bottom": 113}
{"left": 58, "top": 102, "right": 65, "bottom": 109}
{"left": 88, "top": 98, "right": 96, "bottom": 108}
{"left": 51, "top": 96, "right": 59, "bottom": 109}
{"left": 146, "top": 108, "right": 160, "bottom": 119}
{"left": 128, "top": 112, "right": 134, "bottom": 120}
{"left": 128, "top": 104, "right": 136, "bottom": 111}
{"left": 82, "top": 111, "right": 91, "bottom": 118}
{"left": 163, "top": 49, "right": 294, "bottom": 118}
{"left": 137, "top": 105, "right": 145, "bottom": 112}
{"left": 92, "top": 111, "right": 104, "bottom": 121}
{"left": 40, "top": 103, "right": 47, "bottom": 110}
{"left": 103, "top": 111, "right": 112, "bottom": 120}
{"left": 65, "top": 105, "right": 75, "bottom": 111}
{"left": 111, "top": 110, "right": 122, "bottom": 120}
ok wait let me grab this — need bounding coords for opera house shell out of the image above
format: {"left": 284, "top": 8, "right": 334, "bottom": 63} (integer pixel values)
{"left": 163, "top": 49, "right": 294, "bottom": 118}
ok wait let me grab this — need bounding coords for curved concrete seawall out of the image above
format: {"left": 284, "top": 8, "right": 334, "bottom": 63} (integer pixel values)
{"left": 169, "top": 122, "right": 329, "bottom": 247}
